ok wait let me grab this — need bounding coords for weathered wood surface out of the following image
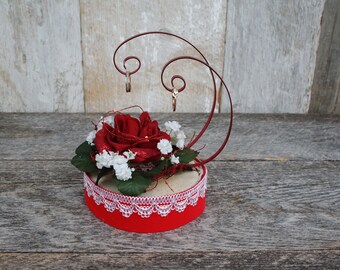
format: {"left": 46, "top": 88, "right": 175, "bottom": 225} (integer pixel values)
{"left": 1, "top": 250, "right": 340, "bottom": 270}
{"left": 0, "top": 160, "right": 339, "bottom": 252}
{"left": 2, "top": 1, "right": 339, "bottom": 115}
{"left": 309, "top": 0, "right": 340, "bottom": 114}
{"left": 0, "top": 114, "right": 339, "bottom": 268}
{"left": 222, "top": 0, "right": 325, "bottom": 113}
{"left": 80, "top": 0, "right": 227, "bottom": 113}
{"left": 0, "top": 113, "right": 339, "bottom": 161}
{"left": 0, "top": 0, "right": 83, "bottom": 112}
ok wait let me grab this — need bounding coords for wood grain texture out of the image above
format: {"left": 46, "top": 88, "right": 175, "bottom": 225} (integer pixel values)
{"left": 1, "top": 160, "right": 339, "bottom": 252}
{"left": 1, "top": 113, "right": 339, "bottom": 268}
{"left": 309, "top": 0, "right": 340, "bottom": 114}
{"left": 0, "top": 113, "right": 339, "bottom": 161}
{"left": 80, "top": 0, "right": 227, "bottom": 113}
{"left": 221, "top": 0, "right": 325, "bottom": 113}
{"left": 1, "top": 250, "right": 339, "bottom": 270}
{"left": 0, "top": 0, "right": 83, "bottom": 112}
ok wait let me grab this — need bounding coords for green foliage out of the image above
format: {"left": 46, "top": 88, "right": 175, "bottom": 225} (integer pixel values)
{"left": 115, "top": 172, "right": 151, "bottom": 196}
{"left": 75, "top": 141, "right": 93, "bottom": 155}
{"left": 71, "top": 141, "right": 97, "bottom": 173}
{"left": 175, "top": 148, "right": 199, "bottom": 163}
{"left": 71, "top": 153, "right": 97, "bottom": 172}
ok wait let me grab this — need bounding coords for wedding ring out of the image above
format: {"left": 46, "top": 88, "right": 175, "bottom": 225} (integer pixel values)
{"left": 172, "top": 88, "right": 178, "bottom": 112}
{"left": 125, "top": 71, "right": 131, "bottom": 93}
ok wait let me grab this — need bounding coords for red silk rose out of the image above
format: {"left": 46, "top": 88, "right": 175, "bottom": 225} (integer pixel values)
{"left": 94, "top": 112, "right": 171, "bottom": 163}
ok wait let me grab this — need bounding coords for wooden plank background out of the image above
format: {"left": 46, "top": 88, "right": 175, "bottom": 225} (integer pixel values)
{"left": 0, "top": 0, "right": 83, "bottom": 112}
{"left": 0, "top": 0, "right": 339, "bottom": 113}
{"left": 221, "top": 0, "right": 325, "bottom": 113}
{"left": 309, "top": 0, "right": 340, "bottom": 114}
{"left": 80, "top": 0, "right": 227, "bottom": 113}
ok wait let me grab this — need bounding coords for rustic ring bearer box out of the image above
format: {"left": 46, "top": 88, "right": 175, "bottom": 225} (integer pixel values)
{"left": 71, "top": 31, "right": 233, "bottom": 233}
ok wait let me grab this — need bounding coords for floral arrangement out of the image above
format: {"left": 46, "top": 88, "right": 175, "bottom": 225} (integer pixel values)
{"left": 71, "top": 110, "right": 199, "bottom": 196}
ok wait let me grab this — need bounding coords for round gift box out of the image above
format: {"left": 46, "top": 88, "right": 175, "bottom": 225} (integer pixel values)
{"left": 84, "top": 161, "right": 207, "bottom": 233}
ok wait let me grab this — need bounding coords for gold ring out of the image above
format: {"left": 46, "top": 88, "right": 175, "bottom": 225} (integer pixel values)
{"left": 172, "top": 88, "right": 178, "bottom": 112}
{"left": 125, "top": 71, "right": 131, "bottom": 93}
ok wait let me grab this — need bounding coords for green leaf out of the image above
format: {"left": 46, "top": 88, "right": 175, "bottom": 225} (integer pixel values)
{"left": 115, "top": 172, "right": 151, "bottom": 196}
{"left": 75, "top": 141, "right": 93, "bottom": 155}
{"left": 96, "top": 167, "right": 112, "bottom": 185}
{"left": 175, "top": 148, "right": 199, "bottom": 164}
{"left": 71, "top": 153, "right": 97, "bottom": 172}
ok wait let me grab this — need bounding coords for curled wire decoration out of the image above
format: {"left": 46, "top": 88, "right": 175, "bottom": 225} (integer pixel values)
{"left": 112, "top": 31, "right": 232, "bottom": 166}
{"left": 123, "top": 56, "right": 141, "bottom": 75}
{"left": 112, "top": 31, "right": 217, "bottom": 148}
{"left": 161, "top": 56, "right": 233, "bottom": 167}
{"left": 170, "top": 75, "right": 186, "bottom": 93}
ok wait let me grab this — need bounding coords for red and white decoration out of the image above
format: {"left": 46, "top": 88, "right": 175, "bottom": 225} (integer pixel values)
{"left": 71, "top": 31, "right": 233, "bottom": 233}
{"left": 84, "top": 162, "right": 207, "bottom": 233}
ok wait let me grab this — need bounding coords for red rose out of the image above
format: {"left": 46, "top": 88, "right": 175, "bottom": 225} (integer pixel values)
{"left": 93, "top": 112, "right": 171, "bottom": 163}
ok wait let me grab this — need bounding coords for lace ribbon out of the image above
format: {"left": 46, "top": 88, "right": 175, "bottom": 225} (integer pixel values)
{"left": 84, "top": 168, "right": 207, "bottom": 218}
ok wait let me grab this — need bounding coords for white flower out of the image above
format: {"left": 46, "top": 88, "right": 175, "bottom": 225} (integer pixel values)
{"left": 175, "top": 130, "right": 186, "bottom": 149}
{"left": 123, "top": 150, "right": 137, "bottom": 161}
{"left": 95, "top": 150, "right": 116, "bottom": 169}
{"left": 170, "top": 154, "right": 180, "bottom": 164}
{"left": 86, "top": 130, "right": 96, "bottom": 145}
{"left": 157, "top": 139, "right": 173, "bottom": 155}
{"left": 112, "top": 154, "right": 133, "bottom": 181}
{"left": 176, "top": 140, "right": 185, "bottom": 149}
{"left": 97, "top": 115, "right": 114, "bottom": 131}
{"left": 165, "top": 121, "right": 181, "bottom": 133}
{"left": 163, "top": 120, "right": 186, "bottom": 149}
{"left": 114, "top": 163, "right": 132, "bottom": 181}
{"left": 112, "top": 154, "right": 128, "bottom": 166}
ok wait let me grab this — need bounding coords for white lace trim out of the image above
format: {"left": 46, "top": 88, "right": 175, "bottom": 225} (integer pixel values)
{"left": 84, "top": 168, "right": 207, "bottom": 218}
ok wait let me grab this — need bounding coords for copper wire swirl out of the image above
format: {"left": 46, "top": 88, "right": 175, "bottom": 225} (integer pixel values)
{"left": 112, "top": 31, "right": 232, "bottom": 168}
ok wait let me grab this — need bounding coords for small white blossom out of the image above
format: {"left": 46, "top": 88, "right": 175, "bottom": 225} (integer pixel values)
{"left": 123, "top": 150, "right": 137, "bottom": 161}
{"left": 170, "top": 154, "right": 180, "bottom": 164}
{"left": 114, "top": 163, "right": 132, "bottom": 181}
{"left": 176, "top": 140, "right": 185, "bottom": 149}
{"left": 86, "top": 130, "right": 96, "bottom": 145}
{"left": 157, "top": 139, "right": 173, "bottom": 155}
{"left": 165, "top": 121, "right": 181, "bottom": 133}
{"left": 112, "top": 155, "right": 128, "bottom": 166}
{"left": 95, "top": 150, "right": 116, "bottom": 169}
{"left": 175, "top": 130, "right": 186, "bottom": 149}
{"left": 97, "top": 115, "right": 114, "bottom": 131}
{"left": 112, "top": 154, "right": 133, "bottom": 181}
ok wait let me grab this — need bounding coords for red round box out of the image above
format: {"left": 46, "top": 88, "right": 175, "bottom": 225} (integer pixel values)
{"left": 84, "top": 162, "right": 207, "bottom": 233}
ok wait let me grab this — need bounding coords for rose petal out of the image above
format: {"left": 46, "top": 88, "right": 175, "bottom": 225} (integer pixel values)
{"left": 126, "top": 115, "right": 140, "bottom": 136}
{"left": 140, "top": 120, "right": 159, "bottom": 137}
{"left": 158, "top": 130, "right": 171, "bottom": 140}
{"left": 94, "top": 127, "right": 114, "bottom": 153}
{"left": 114, "top": 114, "right": 140, "bottom": 136}
{"left": 139, "top": 111, "right": 152, "bottom": 127}
{"left": 107, "top": 139, "right": 131, "bottom": 152}
{"left": 130, "top": 147, "right": 161, "bottom": 163}
{"left": 134, "top": 130, "right": 171, "bottom": 149}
